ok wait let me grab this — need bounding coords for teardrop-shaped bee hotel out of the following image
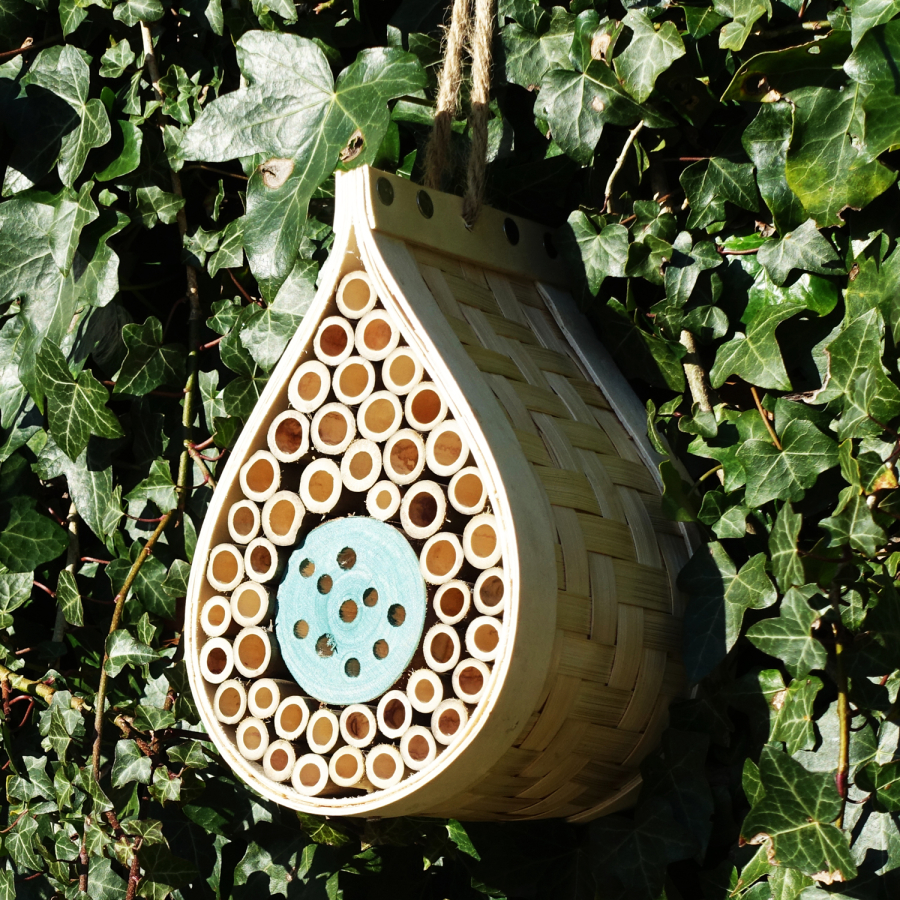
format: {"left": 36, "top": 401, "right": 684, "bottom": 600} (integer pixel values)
{"left": 185, "top": 166, "right": 694, "bottom": 820}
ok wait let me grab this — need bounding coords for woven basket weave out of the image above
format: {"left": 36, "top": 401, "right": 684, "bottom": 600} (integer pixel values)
{"left": 184, "top": 166, "right": 693, "bottom": 821}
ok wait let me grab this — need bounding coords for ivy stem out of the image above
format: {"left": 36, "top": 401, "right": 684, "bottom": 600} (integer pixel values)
{"left": 91, "top": 510, "right": 174, "bottom": 780}
{"left": 180, "top": 163, "right": 249, "bottom": 181}
{"left": 829, "top": 578, "right": 850, "bottom": 828}
{"left": 0, "top": 664, "right": 86, "bottom": 711}
{"left": 0, "top": 35, "right": 62, "bottom": 60}
{"left": 751, "top": 386, "right": 782, "bottom": 450}
{"left": 679, "top": 330, "right": 717, "bottom": 413}
{"left": 604, "top": 121, "right": 644, "bottom": 213}
{"left": 51, "top": 501, "right": 80, "bottom": 654}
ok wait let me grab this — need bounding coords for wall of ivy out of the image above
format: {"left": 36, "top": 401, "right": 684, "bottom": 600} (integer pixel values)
{"left": 1, "top": 0, "right": 899, "bottom": 897}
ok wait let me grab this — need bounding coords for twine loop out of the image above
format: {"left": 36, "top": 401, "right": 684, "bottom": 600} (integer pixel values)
{"left": 423, "top": 0, "right": 494, "bottom": 228}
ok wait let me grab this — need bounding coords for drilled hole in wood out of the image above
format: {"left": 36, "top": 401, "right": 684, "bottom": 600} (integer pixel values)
{"left": 320, "top": 324, "right": 348, "bottom": 357}
{"left": 316, "top": 634, "right": 335, "bottom": 657}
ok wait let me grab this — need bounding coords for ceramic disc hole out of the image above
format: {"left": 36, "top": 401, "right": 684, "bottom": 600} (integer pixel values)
{"left": 337, "top": 547, "right": 357, "bottom": 570}
{"left": 345, "top": 658, "right": 360, "bottom": 678}
{"left": 340, "top": 600, "right": 358, "bottom": 623}
{"left": 363, "top": 588, "right": 378, "bottom": 607}
{"left": 388, "top": 604, "right": 406, "bottom": 627}
{"left": 294, "top": 620, "right": 309, "bottom": 639}
{"left": 318, "top": 575, "right": 333, "bottom": 594}
{"left": 373, "top": 639, "right": 389, "bottom": 659}
{"left": 316, "top": 634, "right": 335, "bottom": 657}
{"left": 299, "top": 558, "right": 315, "bottom": 577}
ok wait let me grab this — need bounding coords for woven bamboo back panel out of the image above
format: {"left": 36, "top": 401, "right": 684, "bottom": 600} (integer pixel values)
{"left": 394, "top": 247, "right": 690, "bottom": 822}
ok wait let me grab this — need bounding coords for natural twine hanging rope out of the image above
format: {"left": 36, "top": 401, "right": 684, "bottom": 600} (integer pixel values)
{"left": 423, "top": 0, "right": 494, "bottom": 227}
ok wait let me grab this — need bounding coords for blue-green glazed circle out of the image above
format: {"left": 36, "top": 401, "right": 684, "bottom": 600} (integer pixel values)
{"left": 275, "top": 517, "right": 427, "bottom": 705}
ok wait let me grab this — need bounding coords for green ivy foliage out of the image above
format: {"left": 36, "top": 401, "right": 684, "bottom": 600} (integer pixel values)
{"left": 1, "top": 0, "right": 900, "bottom": 896}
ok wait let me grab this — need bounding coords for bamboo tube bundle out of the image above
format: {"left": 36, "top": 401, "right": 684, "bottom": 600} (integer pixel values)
{"left": 186, "top": 167, "right": 692, "bottom": 822}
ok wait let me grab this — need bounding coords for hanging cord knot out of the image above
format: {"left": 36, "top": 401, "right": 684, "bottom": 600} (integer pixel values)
{"left": 423, "top": 0, "right": 494, "bottom": 228}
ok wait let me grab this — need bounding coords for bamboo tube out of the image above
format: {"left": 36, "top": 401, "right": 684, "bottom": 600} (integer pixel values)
{"left": 465, "top": 616, "right": 503, "bottom": 662}
{"left": 431, "top": 699, "right": 468, "bottom": 746}
{"left": 365, "top": 480, "right": 401, "bottom": 521}
{"left": 355, "top": 310, "right": 400, "bottom": 361}
{"left": 400, "top": 481, "right": 446, "bottom": 540}
{"left": 201, "top": 596, "right": 236, "bottom": 637}
{"left": 299, "top": 459, "right": 343, "bottom": 514}
{"left": 335, "top": 270, "right": 377, "bottom": 319}
{"left": 261, "top": 491, "right": 305, "bottom": 546}
{"left": 339, "top": 704, "right": 377, "bottom": 749}
{"left": 357, "top": 391, "right": 403, "bottom": 442}
{"left": 247, "top": 677, "right": 298, "bottom": 719}
{"left": 423, "top": 624, "right": 461, "bottom": 673}
{"left": 206, "top": 543, "right": 244, "bottom": 593}
{"left": 200, "top": 637, "right": 234, "bottom": 684}
{"left": 400, "top": 726, "right": 438, "bottom": 771}
{"left": 452, "top": 658, "right": 491, "bottom": 703}
{"left": 433, "top": 581, "right": 471, "bottom": 626}
{"left": 407, "top": 668, "right": 443, "bottom": 714}
{"left": 227, "top": 500, "right": 261, "bottom": 545}
{"left": 425, "top": 420, "right": 469, "bottom": 477}
{"left": 340, "top": 440, "right": 382, "bottom": 493}
{"left": 448, "top": 467, "right": 487, "bottom": 515}
{"left": 291, "top": 754, "right": 335, "bottom": 796}
{"left": 463, "top": 514, "right": 502, "bottom": 569}
{"left": 329, "top": 746, "right": 374, "bottom": 790}
{"left": 274, "top": 695, "right": 310, "bottom": 740}
{"left": 365, "top": 744, "right": 406, "bottom": 789}
{"left": 382, "top": 429, "right": 426, "bottom": 485}
{"left": 473, "top": 568, "right": 506, "bottom": 616}
{"left": 213, "top": 679, "right": 247, "bottom": 724}
{"left": 377, "top": 690, "right": 413, "bottom": 740}
{"left": 288, "top": 360, "right": 330, "bottom": 413}
{"left": 236, "top": 717, "right": 270, "bottom": 762}
{"left": 333, "top": 356, "right": 376, "bottom": 406}
{"left": 419, "top": 533, "right": 464, "bottom": 584}
{"left": 314, "top": 316, "right": 354, "bottom": 365}
{"left": 311, "top": 402, "right": 356, "bottom": 455}
{"left": 267, "top": 410, "right": 310, "bottom": 463}
{"left": 382, "top": 346, "right": 423, "bottom": 396}
{"left": 307, "top": 709, "right": 341, "bottom": 754}
{"left": 243, "top": 536, "right": 281, "bottom": 583}
{"left": 230, "top": 581, "right": 273, "bottom": 628}
{"left": 239, "top": 450, "right": 281, "bottom": 503}
{"left": 404, "top": 382, "right": 448, "bottom": 432}
{"left": 262, "top": 739, "right": 297, "bottom": 783}
{"left": 233, "top": 626, "right": 280, "bottom": 678}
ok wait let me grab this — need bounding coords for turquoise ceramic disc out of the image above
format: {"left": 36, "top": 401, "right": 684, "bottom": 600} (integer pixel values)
{"left": 275, "top": 517, "right": 427, "bottom": 705}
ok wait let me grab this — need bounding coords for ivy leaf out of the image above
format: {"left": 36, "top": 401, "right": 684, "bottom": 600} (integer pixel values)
{"left": 33, "top": 340, "right": 124, "bottom": 460}
{"left": 680, "top": 545, "right": 777, "bottom": 681}
{"left": 747, "top": 586, "right": 827, "bottom": 678}
{"left": 849, "top": 0, "right": 900, "bottom": 46}
{"left": 446, "top": 820, "right": 480, "bottom": 860}
{"left": 136, "top": 186, "right": 186, "bottom": 228}
{"left": 111, "top": 739, "right": 152, "bottom": 788}
{"left": 614, "top": 12, "right": 685, "bottom": 103}
{"left": 714, "top": 0, "right": 769, "bottom": 51}
{"left": 0, "top": 504, "right": 67, "bottom": 572}
{"left": 114, "top": 317, "right": 186, "bottom": 396}
{"left": 785, "top": 77, "right": 896, "bottom": 228}
{"left": 845, "top": 22, "right": 900, "bottom": 162}
{"left": 138, "top": 844, "right": 196, "bottom": 898}
{"left": 181, "top": 34, "right": 425, "bottom": 296}
{"left": 538, "top": 58, "right": 672, "bottom": 166}
{"left": 857, "top": 760, "right": 900, "bottom": 812}
{"left": 589, "top": 799, "right": 696, "bottom": 897}
{"left": 769, "top": 502, "right": 805, "bottom": 592}
{"left": 208, "top": 218, "right": 244, "bottom": 278}
{"left": 563, "top": 213, "right": 628, "bottom": 292}
{"left": 501, "top": 8, "right": 576, "bottom": 88}
{"left": 105, "top": 628, "right": 157, "bottom": 677}
{"left": 771, "top": 676, "right": 822, "bottom": 755}
{"left": 125, "top": 458, "right": 178, "bottom": 514}
{"left": 56, "top": 569, "right": 83, "bottom": 627}
{"left": 742, "top": 102, "right": 808, "bottom": 234}
{"left": 0, "top": 571, "right": 34, "bottom": 615}
{"left": 113, "top": 0, "right": 164, "bottom": 26}
{"left": 742, "top": 745, "right": 857, "bottom": 883}
{"left": 737, "top": 419, "right": 838, "bottom": 507}
{"left": 820, "top": 485, "right": 887, "bottom": 555}
{"left": 5, "top": 814, "right": 41, "bottom": 872}
{"left": 680, "top": 158, "right": 758, "bottom": 231}
{"left": 757, "top": 220, "right": 841, "bottom": 285}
